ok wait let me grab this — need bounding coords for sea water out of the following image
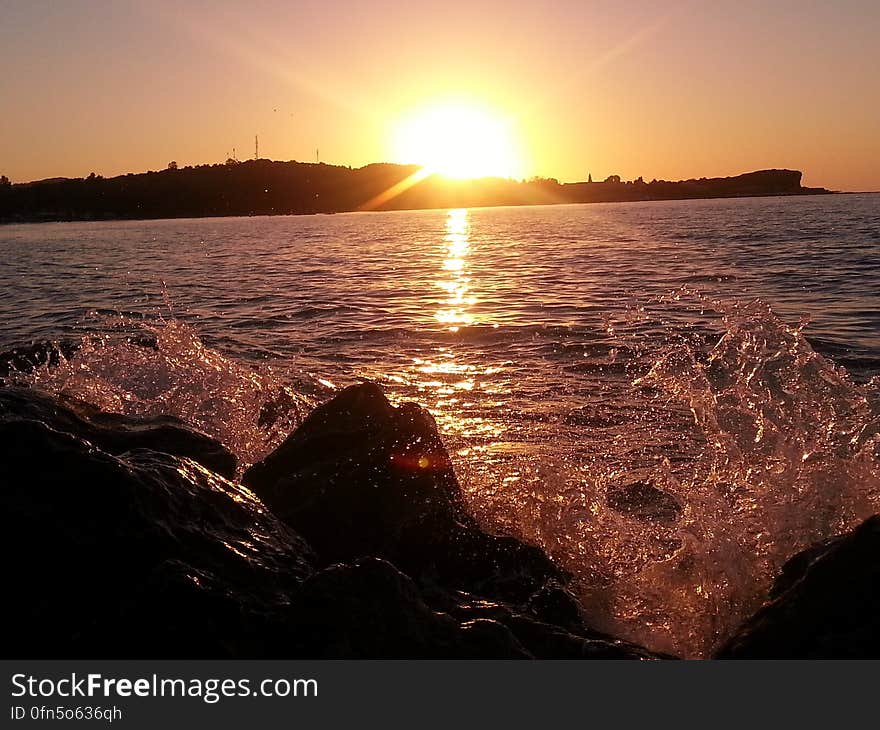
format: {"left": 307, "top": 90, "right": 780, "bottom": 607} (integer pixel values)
{"left": 2, "top": 193, "right": 878, "bottom": 656}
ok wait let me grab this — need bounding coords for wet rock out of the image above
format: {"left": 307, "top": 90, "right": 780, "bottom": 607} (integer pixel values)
{"left": 287, "top": 558, "right": 529, "bottom": 658}
{"left": 1, "top": 414, "right": 314, "bottom": 658}
{"left": 1, "top": 382, "right": 666, "bottom": 659}
{"left": 605, "top": 479, "right": 682, "bottom": 524}
{"left": 525, "top": 579, "right": 585, "bottom": 632}
{"left": 257, "top": 388, "right": 301, "bottom": 429}
{"left": 0, "top": 340, "right": 79, "bottom": 381}
{"left": 717, "top": 516, "right": 880, "bottom": 658}
{"left": 430, "top": 585, "right": 664, "bottom": 659}
{"left": 243, "top": 382, "right": 564, "bottom": 602}
{"left": 0, "top": 386, "right": 237, "bottom": 477}
{"left": 288, "top": 558, "right": 662, "bottom": 659}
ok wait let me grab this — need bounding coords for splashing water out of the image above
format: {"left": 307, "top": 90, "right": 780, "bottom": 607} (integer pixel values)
{"left": 7, "top": 297, "right": 880, "bottom": 658}
{"left": 8, "top": 314, "right": 326, "bottom": 470}
{"left": 465, "top": 295, "right": 880, "bottom": 657}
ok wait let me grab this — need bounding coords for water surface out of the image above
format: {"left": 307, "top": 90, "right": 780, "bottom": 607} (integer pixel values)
{"left": 2, "top": 193, "right": 878, "bottom": 656}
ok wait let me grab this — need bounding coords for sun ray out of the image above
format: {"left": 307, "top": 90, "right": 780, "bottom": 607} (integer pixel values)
{"left": 358, "top": 167, "right": 432, "bottom": 211}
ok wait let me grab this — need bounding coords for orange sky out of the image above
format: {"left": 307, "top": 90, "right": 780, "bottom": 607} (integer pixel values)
{"left": 2, "top": 0, "right": 879, "bottom": 190}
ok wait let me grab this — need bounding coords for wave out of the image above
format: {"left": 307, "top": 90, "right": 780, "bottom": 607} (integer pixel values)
{"left": 3, "top": 295, "right": 879, "bottom": 657}
{"left": 499, "top": 297, "right": 880, "bottom": 656}
{"left": 2, "top": 314, "right": 329, "bottom": 470}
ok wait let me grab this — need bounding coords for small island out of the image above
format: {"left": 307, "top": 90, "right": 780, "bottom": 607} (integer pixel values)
{"left": 0, "top": 161, "right": 832, "bottom": 224}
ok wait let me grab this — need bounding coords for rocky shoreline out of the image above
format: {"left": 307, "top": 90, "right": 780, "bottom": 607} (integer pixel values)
{"left": 2, "top": 380, "right": 877, "bottom": 659}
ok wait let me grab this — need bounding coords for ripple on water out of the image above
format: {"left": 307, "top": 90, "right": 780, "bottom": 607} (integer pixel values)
{"left": 1, "top": 195, "right": 879, "bottom": 656}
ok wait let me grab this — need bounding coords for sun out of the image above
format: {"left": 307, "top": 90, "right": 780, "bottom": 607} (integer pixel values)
{"left": 392, "top": 102, "right": 524, "bottom": 180}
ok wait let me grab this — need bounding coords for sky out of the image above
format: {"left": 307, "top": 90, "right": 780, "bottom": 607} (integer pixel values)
{"left": 1, "top": 0, "right": 879, "bottom": 190}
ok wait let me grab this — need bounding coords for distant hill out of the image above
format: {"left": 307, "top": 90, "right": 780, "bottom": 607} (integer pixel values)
{"left": 0, "top": 161, "right": 832, "bottom": 223}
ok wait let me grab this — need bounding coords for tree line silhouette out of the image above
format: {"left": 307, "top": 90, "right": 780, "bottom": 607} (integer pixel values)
{"left": 0, "top": 160, "right": 829, "bottom": 223}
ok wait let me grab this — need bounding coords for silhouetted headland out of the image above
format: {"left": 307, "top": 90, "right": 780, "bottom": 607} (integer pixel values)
{"left": 0, "top": 160, "right": 832, "bottom": 223}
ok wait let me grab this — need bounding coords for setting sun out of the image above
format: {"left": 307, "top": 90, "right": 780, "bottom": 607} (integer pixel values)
{"left": 392, "top": 103, "right": 524, "bottom": 180}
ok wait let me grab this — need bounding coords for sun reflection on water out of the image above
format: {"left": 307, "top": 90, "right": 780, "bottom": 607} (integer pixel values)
{"left": 356, "top": 209, "right": 515, "bottom": 479}
{"left": 395, "top": 210, "right": 507, "bottom": 444}
{"left": 435, "top": 208, "right": 476, "bottom": 332}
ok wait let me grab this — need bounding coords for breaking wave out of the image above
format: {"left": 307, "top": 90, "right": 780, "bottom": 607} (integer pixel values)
{"left": 5, "top": 295, "right": 879, "bottom": 657}
{"left": 488, "top": 295, "right": 880, "bottom": 656}
{"left": 5, "top": 313, "right": 329, "bottom": 470}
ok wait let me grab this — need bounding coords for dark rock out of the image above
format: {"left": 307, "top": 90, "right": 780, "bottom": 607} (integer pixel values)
{"left": 288, "top": 558, "right": 661, "bottom": 659}
{"left": 605, "top": 479, "right": 682, "bottom": 524}
{"left": 0, "top": 340, "right": 79, "bottom": 381}
{"left": 717, "top": 516, "right": 880, "bottom": 658}
{"left": 525, "top": 579, "right": 585, "bottom": 632}
{"left": 0, "top": 386, "right": 237, "bottom": 477}
{"left": 257, "top": 388, "right": 300, "bottom": 429}
{"left": 287, "top": 558, "right": 529, "bottom": 658}
{"left": 1, "top": 382, "right": 666, "bottom": 659}
{"left": 768, "top": 535, "right": 839, "bottom": 598}
{"left": 243, "top": 382, "right": 564, "bottom": 602}
{"left": 1, "top": 414, "right": 314, "bottom": 658}
{"left": 429, "top": 586, "right": 664, "bottom": 659}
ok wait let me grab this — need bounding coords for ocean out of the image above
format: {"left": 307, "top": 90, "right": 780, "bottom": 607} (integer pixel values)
{"left": 2, "top": 193, "right": 878, "bottom": 657}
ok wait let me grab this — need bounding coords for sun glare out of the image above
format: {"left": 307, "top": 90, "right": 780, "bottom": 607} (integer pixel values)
{"left": 392, "top": 103, "right": 523, "bottom": 180}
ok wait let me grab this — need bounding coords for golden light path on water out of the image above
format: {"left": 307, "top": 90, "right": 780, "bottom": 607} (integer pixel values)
{"left": 435, "top": 208, "right": 475, "bottom": 333}
{"left": 379, "top": 207, "right": 550, "bottom": 532}
{"left": 431, "top": 210, "right": 503, "bottom": 442}
{"left": 416, "top": 209, "right": 503, "bottom": 438}
{"left": 376, "top": 208, "right": 511, "bottom": 477}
